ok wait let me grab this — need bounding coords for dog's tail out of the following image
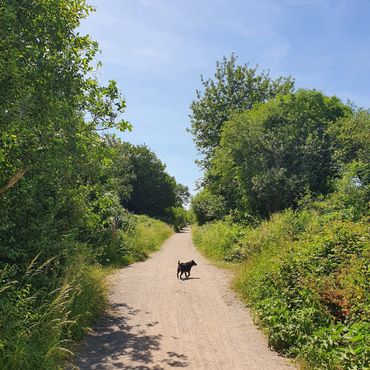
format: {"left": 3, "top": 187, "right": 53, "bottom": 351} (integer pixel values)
{"left": 178, "top": 260, "right": 180, "bottom": 265}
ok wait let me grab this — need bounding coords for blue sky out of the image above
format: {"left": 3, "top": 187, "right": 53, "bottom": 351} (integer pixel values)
{"left": 79, "top": 0, "right": 370, "bottom": 194}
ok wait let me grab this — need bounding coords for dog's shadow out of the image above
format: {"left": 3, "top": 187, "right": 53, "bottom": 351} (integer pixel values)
{"left": 180, "top": 277, "right": 200, "bottom": 281}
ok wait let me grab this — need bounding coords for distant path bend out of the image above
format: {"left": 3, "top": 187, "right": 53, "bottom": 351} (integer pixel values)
{"left": 76, "top": 227, "right": 295, "bottom": 370}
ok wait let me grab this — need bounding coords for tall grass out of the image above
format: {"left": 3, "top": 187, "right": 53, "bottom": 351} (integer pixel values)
{"left": 192, "top": 209, "right": 370, "bottom": 369}
{"left": 192, "top": 210, "right": 318, "bottom": 262}
{"left": 0, "top": 215, "right": 173, "bottom": 370}
{"left": 0, "top": 251, "right": 108, "bottom": 370}
{"left": 100, "top": 214, "right": 173, "bottom": 265}
{"left": 192, "top": 221, "right": 242, "bottom": 261}
{"left": 127, "top": 215, "right": 173, "bottom": 256}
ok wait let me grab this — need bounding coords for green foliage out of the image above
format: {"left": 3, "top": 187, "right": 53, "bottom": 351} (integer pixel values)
{"left": 192, "top": 221, "right": 242, "bottom": 261}
{"left": 0, "top": 0, "right": 127, "bottom": 185}
{"left": 0, "top": 0, "right": 129, "bottom": 264}
{"left": 310, "top": 161, "right": 370, "bottom": 222}
{"left": 193, "top": 209, "right": 316, "bottom": 262}
{"left": 189, "top": 50, "right": 369, "bottom": 370}
{"left": 0, "top": 252, "right": 107, "bottom": 370}
{"left": 207, "top": 89, "right": 349, "bottom": 218}
{"left": 98, "top": 214, "right": 173, "bottom": 265}
{"left": 164, "top": 207, "right": 189, "bottom": 232}
{"left": 191, "top": 87, "right": 369, "bottom": 367}
{"left": 0, "top": 0, "right": 181, "bottom": 263}
{"left": 0, "top": 1, "right": 178, "bottom": 368}
{"left": 190, "top": 54, "right": 294, "bottom": 168}
{"left": 191, "top": 188, "right": 226, "bottom": 225}
{"left": 119, "top": 144, "right": 188, "bottom": 218}
{"left": 124, "top": 215, "right": 173, "bottom": 259}
{"left": 193, "top": 198, "right": 369, "bottom": 369}
{"left": 330, "top": 107, "right": 370, "bottom": 166}
{"left": 186, "top": 208, "right": 197, "bottom": 225}
{"left": 175, "top": 183, "right": 191, "bottom": 207}
{"left": 237, "top": 220, "right": 369, "bottom": 369}
{"left": 0, "top": 214, "right": 172, "bottom": 369}
{"left": 190, "top": 56, "right": 368, "bottom": 222}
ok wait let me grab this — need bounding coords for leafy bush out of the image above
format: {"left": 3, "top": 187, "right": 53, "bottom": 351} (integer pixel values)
{"left": 191, "top": 188, "right": 226, "bottom": 225}
{"left": 193, "top": 209, "right": 318, "bottom": 263}
{"left": 237, "top": 220, "right": 369, "bottom": 369}
{"left": 122, "top": 215, "right": 173, "bottom": 261}
{"left": 193, "top": 205, "right": 369, "bottom": 369}
{"left": 0, "top": 253, "right": 107, "bottom": 370}
{"left": 0, "top": 214, "right": 173, "bottom": 370}
{"left": 311, "top": 161, "right": 370, "bottom": 222}
{"left": 192, "top": 221, "right": 242, "bottom": 261}
{"left": 164, "top": 207, "right": 189, "bottom": 232}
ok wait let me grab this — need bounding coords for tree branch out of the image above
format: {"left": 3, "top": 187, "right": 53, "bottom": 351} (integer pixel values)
{"left": 0, "top": 168, "right": 29, "bottom": 195}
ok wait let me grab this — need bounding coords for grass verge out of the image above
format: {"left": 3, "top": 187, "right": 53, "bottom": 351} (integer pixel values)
{"left": 192, "top": 210, "right": 369, "bottom": 369}
{"left": 0, "top": 215, "right": 173, "bottom": 370}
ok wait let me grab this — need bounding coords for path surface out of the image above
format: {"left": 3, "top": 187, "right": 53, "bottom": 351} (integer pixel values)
{"left": 76, "top": 228, "right": 295, "bottom": 370}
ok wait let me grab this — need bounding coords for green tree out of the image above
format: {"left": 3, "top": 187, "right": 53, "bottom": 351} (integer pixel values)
{"left": 329, "top": 107, "right": 370, "bottom": 167}
{"left": 0, "top": 0, "right": 129, "bottom": 262}
{"left": 175, "top": 183, "right": 190, "bottom": 207}
{"left": 320, "top": 161, "right": 370, "bottom": 221}
{"left": 189, "top": 54, "right": 294, "bottom": 169}
{"left": 191, "top": 188, "right": 226, "bottom": 225}
{"left": 122, "top": 145, "right": 187, "bottom": 218}
{"left": 209, "top": 90, "right": 349, "bottom": 218}
{"left": 103, "top": 137, "right": 136, "bottom": 205}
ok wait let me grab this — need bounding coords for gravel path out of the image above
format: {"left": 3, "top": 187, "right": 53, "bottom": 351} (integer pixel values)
{"left": 75, "top": 227, "right": 295, "bottom": 369}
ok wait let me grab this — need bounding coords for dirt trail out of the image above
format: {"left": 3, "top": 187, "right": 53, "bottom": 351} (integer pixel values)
{"left": 76, "top": 227, "right": 295, "bottom": 369}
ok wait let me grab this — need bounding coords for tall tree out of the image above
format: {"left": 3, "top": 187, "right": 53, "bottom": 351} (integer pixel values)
{"left": 189, "top": 54, "right": 294, "bottom": 169}
{"left": 0, "top": 0, "right": 129, "bottom": 262}
{"left": 208, "top": 90, "right": 349, "bottom": 218}
{"left": 175, "top": 183, "right": 191, "bottom": 207}
{"left": 122, "top": 145, "right": 188, "bottom": 218}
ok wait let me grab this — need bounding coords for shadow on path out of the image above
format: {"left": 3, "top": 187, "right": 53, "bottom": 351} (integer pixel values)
{"left": 77, "top": 303, "right": 188, "bottom": 369}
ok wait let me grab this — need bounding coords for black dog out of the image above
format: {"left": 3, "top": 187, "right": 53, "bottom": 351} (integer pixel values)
{"left": 177, "top": 260, "right": 197, "bottom": 279}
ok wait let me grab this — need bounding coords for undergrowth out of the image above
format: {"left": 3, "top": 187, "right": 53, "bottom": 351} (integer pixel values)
{"left": 192, "top": 207, "right": 369, "bottom": 369}
{"left": 0, "top": 215, "right": 173, "bottom": 370}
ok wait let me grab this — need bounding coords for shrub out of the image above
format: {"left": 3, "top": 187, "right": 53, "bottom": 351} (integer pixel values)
{"left": 96, "top": 214, "right": 173, "bottom": 265}
{"left": 192, "top": 205, "right": 369, "bottom": 369}
{"left": 192, "top": 221, "right": 242, "bottom": 261}
{"left": 0, "top": 253, "right": 107, "bottom": 370}
{"left": 191, "top": 189, "right": 226, "bottom": 225}
{"left": 163, "top": 207, "right": 189, "bottom": 232}
{"left": 236, "top": 220, "right": 369, "bottom": 369}
{"left": 0, "top": 214, "right": 173, "bottom": 369}
{"left": 125, "top": 215, "right": 173, "bottom": 260}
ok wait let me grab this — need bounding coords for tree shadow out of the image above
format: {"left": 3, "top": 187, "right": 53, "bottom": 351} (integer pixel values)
{"left": 161, "top": 351, "right": 188, "bottom": 367}
{"left": 178, "top": 227, "right": 191, "bottom": 234}
{"left": 76, "top": 303, "right": 188, "bottom": 369}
